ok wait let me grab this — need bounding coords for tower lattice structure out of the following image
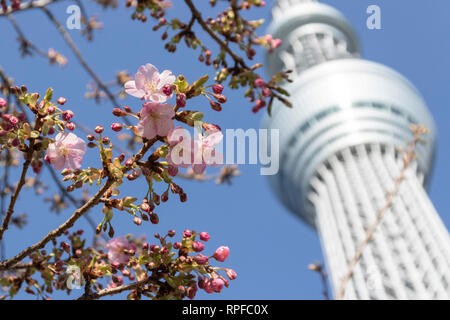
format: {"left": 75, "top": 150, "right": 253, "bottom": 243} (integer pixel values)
{"left": 263, "top": 0, "right": 450, "bottom": 299}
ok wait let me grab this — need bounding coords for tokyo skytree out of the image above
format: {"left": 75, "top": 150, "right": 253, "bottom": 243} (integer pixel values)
{"left": 263, "top": 0, "right": 450, "bottom": 299}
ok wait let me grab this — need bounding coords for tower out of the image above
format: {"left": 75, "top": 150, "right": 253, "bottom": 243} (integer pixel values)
{"left": 263, "top": 0, "right": 450, "bottom": 299}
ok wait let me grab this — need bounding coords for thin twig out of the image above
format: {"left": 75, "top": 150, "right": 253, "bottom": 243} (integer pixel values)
{"left": 39, "top": 6, "right": 125, "bottom": 113}
{"left": 0, "top": 113, "right": 43, "bottom": 241}
{"left": 0, "top": 0, "right": 63, "bottom": 16}
{"left": 0, "top": 178, "right": 115, "bottom": 270}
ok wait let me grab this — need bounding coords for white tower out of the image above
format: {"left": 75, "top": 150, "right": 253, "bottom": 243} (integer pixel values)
{"left": 263, "top": 0, "right": 450, "bottom": 299}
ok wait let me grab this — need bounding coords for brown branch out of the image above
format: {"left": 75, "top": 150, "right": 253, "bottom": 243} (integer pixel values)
{"left": 0, "top": 177, "right": 115, "bottom": 270}
{"left": 183, "top": 0, "right": 247, "bottom": 69}
{"left": 77, "top": 276, "right": 152, "bottom": 300}
{"left": 0, "top": 114, "right": 43, "bottom": 241}
{"left": 0, "top": 0, "right": 64, "bottom": 16}
{"left": 0, "top": 136, "right": 157, "bottom": 270}
{"left": 336, "top": 125, "right": 427, "bottom": 299}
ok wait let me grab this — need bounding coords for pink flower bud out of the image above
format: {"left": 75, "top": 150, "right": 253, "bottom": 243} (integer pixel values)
{"left": 168, "top": 230, "right": 176, "bottom": 237}
{"left": 0, "top": 98, "right": 6, "bottom": 108}
{"left": 199, "top": 232, "right": 210, "bottom": 242}
{"left": 212, "top": 84, "right": 224, "bottom": 94}
{"left": 133, "top": 216, "right": 142, "bottom": 226}
{"left": 226, "top": 269, "right": 237, "bottom": 280}
{"left": 66, "top": 122, "right": 75, "bottom": 131}
{"left": 140, "top": 202, "right": 150, "bottom": 212}
{"left": 18, "top": 113, "right": 25, "bottom": 121}
{"left": 183, "top": 229, "right": 192, "bottom": 238}
{"left": 176, "top": 93, "right": 186, "bottom": 108}
{"left": 62, "top": 110, "right": 74, "bottom": 121}
{"left": 162, "top": 84, "right": 173, "bottom": 96}
{"left": 194, "top": 254, "right": 209, "bottom": 265}
{"left": 47, "top": 106, "right": 56, "bottom": 114}
{"left": 125, "top": 158, "right": 134, "bottom": 167}
{"left": 187, "top": 286, "right": 197, "bottom": 300}
{"left": 168, "top": 165, "right": 178, "bottom": 177}
{"left": 150, "top": 213, "right": 159, "bottom": 224}
{"left": 262, "top": 87, "right": 271, "bottom": 97}
{"left": 213, "top": 246, "right": 229, "bottom": 262}
{"left": 173, "top": 242, "right": 181, "bottom": 249}
{"left": 192, "top": 241, "right": 204, "bottom": 252}
{"left": 210, "top": 101, "right": 222, "bottom": 112}
{"left": 111, "top": 123, "right": 123, "bottom": 132}
{"left": 211, "top": 278, "right": 225, "bottom": 293}
{"left": 56, "top": 97, "right": 67, "bottom": 105}
{"left": 114, "top": 108, "right": 128, "bottom": 117}
{"left": 254, "top": 78, "right": 265, "bottom": 88}
{"left": 9, "top": 116, "right": 18, "bottom": 126}
{"left": 94, "top": 125, "right": 104, "bottom": 134}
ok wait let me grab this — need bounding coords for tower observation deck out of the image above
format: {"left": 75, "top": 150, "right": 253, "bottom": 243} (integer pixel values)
{"left": 263, "top": 0, "right": 450, "bottom": 299}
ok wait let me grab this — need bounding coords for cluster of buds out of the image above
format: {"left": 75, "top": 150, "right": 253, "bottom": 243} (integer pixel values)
{"left": 127, "top": 0, "right": 170, "bottom": 23}
{"left": 128, "top": 0, "right": 291, "bottom": 114}
{"left": 1, "top": 0, "right": 21, "bottom": 13}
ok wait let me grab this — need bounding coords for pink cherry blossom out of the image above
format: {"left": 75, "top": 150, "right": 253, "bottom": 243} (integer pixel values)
{"left": 106, "top": 236, "right": 137, "bottom": 265}
{"left": 124, "top": 63, "right": 175, "bottom": 102}
{"left": 45, "top": 132, "right": 86, "bottom": 171}
{"left": 137, "top": 102, "right": 175, "bottom": 139}
{"left": 211, "top": 278, "right": 225, "bottom": 293}
{"left": 213, "top": 246, "right": 230, "bottom": 262}
{"left": 166, "top": 127, "right": 223, "bottom": 175}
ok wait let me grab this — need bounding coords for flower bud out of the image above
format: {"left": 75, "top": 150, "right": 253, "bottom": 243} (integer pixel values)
{"left": 211, "top": 278, "right": 225, "bottom": 293}
{"left": 133, "top": 216, "right": 142, "bottom": 226}
{"left": 150, "top": 213, "right": 159, "bottom": 224}
{"left": 94, "top": 125, "right": 104, "bottom": 134}
{"left": 56, "top": 97, "right": 67, "bottom": 105}
{"left": 162, "top": 84, "right": 173, "bottom": 96}
{"left": 112, "top": 108, "right": 127, "bottom": 117}
{"left": 168, "top": 230, "right": 176, "bottom": 237}
{"left": 125, "top": 158, "right": 134, "bottom": 167}
{"left": 140, "top": 202, "right": 150, "bottom": 213}
{"left": 213, "top": 246, "right": 230, "bottom": 262}
{"left": 183, "top": 229, "right": 192, "bottom": 238}
{"left": 212, "top": 84, "right": 223, "bottom": 94}
{"left": 192, "top": 241, "right": 204, "bottom": 252}
{"left": 0, "top": 98, "right": 6, "bottom": 108}
{"left": 46, "top": 106, "right": 56, "bottom": 114}
{"left": 102, "top": 137, "right": 110, "bottom": 145}
{"left": 176, "top": 93, "right": 186, "bottom": 108}
{"left": 214, "top": 94, "right": 227, "bottom": 104}
{"left": 87, "top": 134, "right": 95, "bottom": 141}
{"left": 66, "top": 122, "right": 75, "bottom": 131}
{"left": 254, "top": 78, "right": 265, "bottom": 88}
{"left": 111, "top": 123, "right": 123, "bottom": 132}
{"left": 62, "top": 110, "right": 74, "bottom": 121}
{"left": 210, "top": 101, "right": 222, "bottom": 112}
{"left": 199, "top": 232, "right": 210, "bottom": 242}
{"left": 194, "top": 254, "right": 209, "bottom": 265}
{"left": 226, "top": 269, "right": 237, "bottom": 280}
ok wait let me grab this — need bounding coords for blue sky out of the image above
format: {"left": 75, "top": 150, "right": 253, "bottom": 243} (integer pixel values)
{"left": 0, "top": 0, "right": 449, "bottom": 299}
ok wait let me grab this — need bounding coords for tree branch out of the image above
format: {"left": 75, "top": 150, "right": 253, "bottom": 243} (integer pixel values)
{"left": 0, "top": 0, "right": 63, "bottom": 16}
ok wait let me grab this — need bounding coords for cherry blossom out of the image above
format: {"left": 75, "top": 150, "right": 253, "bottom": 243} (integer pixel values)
{"left": 137, "top": 102, "right": 175, "bottom": 139}
{"left": 124, "top": 63, "right": 175, "bottom": 102}
{"left": 213, "top": 246, "right": 230, "bottom": 262}
{"left": 166, "top": 127, "right": 223, "bottom": 175}
{"left": 45, "top": 132, "right": 86, "bottom": 171}
{"left": 106, "top": 236, "right": 137, "bottom": 265}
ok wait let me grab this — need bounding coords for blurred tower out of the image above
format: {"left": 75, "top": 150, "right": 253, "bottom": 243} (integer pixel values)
{"left": 263, "top": 0, "right": 450, "bottom": 299}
